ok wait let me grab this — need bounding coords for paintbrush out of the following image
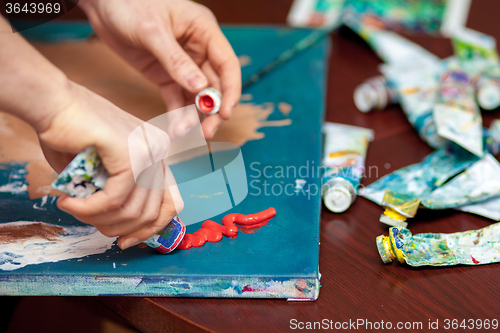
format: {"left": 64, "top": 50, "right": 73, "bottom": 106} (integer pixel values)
{"left": 241, "top": 27, "right": 334, "bottom": 90}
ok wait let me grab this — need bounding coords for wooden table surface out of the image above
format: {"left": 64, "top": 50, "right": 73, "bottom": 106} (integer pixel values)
{"left": 16, "top": 1, "right": 500, "bottom": 332}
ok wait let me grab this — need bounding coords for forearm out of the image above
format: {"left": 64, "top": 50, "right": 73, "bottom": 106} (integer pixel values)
{"left": 0, "top": 17, "right": 72, "bottom": 132}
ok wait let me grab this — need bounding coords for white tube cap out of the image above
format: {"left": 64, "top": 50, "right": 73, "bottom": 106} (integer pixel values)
{"left": 477, "top": 83, "right": 500, "bottom": 110}
{"left": 323, "top": 183, "right": 353, "bottom": 213}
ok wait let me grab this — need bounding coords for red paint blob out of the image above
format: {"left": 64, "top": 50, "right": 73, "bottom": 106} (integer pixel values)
{"left": 198, "top": 95, "right": 214, "bottom": 114}
{"left": 177, "top": 207, "right": 276, "bottom": 250}
{"left": 471, "top": 255, "right": 480, "bottom": 264}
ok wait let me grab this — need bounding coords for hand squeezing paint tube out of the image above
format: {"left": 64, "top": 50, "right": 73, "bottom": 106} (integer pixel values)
{"left": 52, "top": 147, "right": 186, "bottom": 254}
{"left": 377, "top": 224, "right": 500, "bottom": 267}
{"left": 321, "top": 122, "right": 374, "bottom": 212}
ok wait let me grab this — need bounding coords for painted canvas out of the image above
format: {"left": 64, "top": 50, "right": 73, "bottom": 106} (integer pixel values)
{"left": 0, "top": 24, "right": 329, "bottom": 299}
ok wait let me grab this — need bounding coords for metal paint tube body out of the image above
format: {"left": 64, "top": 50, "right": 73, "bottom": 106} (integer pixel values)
{"left": 377, "top": 224, "right": 500, "bottom": 267}
{"left": 420, "top": 153, "right": 500, "bottom": 209}
{"left": 452, "top": 28, "right": 500, "bottom": 110}
{"left": 354, "top": 75, "right": 398, "bottom": 113}
{"left": 360, "top": 121, "right": 500, "bottom": 220}
{"left": 380, "top": 63, "right": 444, "bottom": 148}
{"left": 52, "top": 146, "right": 185, "bottom": 253}
{"left": 433, "top": 57, "right": 484, "bottom": 156}
{"left": 321, "top": 122, "right": 374, "bottom": 212}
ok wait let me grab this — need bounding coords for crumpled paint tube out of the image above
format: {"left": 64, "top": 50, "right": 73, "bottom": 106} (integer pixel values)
{"left": 360, "top": 121, "right": 500, "bottom": 220}
{"left": 343, "top": 16, "right": 440, "bottom": 67}
{"left": 321, "top": 122, "right": 374, "bottom": 212}
{"left": 52, "top": 146, "right": 186, "bottom": 254}
{"left": 452, "top": 28, "right": 500, "bottom": 110}
{"left": 379, "top": 190, "right": 420, "bottom": 228}
{"left": 380, "top": 62, "right": 444, "bottom": 148}
{"left": 360, "top": 141, "right": 479, "bottom": 204}
{"left": 377, "top": 224, "right": 500, "bottom": 267}
{"left": 353, "top": 75, "right": 398, "bottom": 113}
{"left": 433, "top": 57, "right": 484, "bottom": 157}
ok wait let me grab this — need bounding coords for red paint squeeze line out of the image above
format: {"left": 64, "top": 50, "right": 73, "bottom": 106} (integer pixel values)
{"left": 177, "top": 207, "right": 276, "bottom": 250}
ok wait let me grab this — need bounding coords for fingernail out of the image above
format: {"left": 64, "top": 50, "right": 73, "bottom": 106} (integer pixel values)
{"left": 187, "top": 73, "right": 207, "bottom": 90}
{"left": 120, "top": 238, "right": 140, "bottom": 250}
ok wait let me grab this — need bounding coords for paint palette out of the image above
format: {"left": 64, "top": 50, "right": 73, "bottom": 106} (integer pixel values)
{"left": 0, "top": 25, "right": 329, "bottom": 299}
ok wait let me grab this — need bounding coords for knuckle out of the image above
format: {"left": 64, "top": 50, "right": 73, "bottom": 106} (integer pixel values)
{"left": 124, "top": 205, "right": 142, "bottom": 221}
{"left": 167, "top": 51, "right": 191, "bottom": 71}
{"left": 138, "top": 20, "right": 159, "bottom": 37}
{"left": 199, "top": 5, "right": 216, "bottom": 21}
{"left": 97, "top": 227, "right": 119, "bottom": 238}
{"left": 143, "top": 209, "right": 160, "bottom": 224}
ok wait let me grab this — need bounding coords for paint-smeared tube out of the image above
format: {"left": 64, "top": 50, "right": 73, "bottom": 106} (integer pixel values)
{"left": 343, "top": 16, "right": 440, "bottom": 67}
{"left": 52, "top": 146, "right": 186, "bottom": 254}
{"left": 433, "top": 57, "right": 484, "bottom": 157}
{"left": 420, "top": 154, "right": 500, "bottom": 209}
{"left": 452, "top": 28, "right": 500, "bottom": 110}
{"left": 380, "top": 62, "right": 444, "bottom": 148}
{"left": 321, "top": 122, "right": 374, "bottom": 212}
{"left": 354, "top": 75, "right": 398, "bottom": 113}
{"left": 360, "top": 121, "right": 500, "bottom": 221}
{"left": 379, "top": 190, "right": 420, "bottom": 228}
{"left": 377, "top": 224, "right": 500, "bottom": 267}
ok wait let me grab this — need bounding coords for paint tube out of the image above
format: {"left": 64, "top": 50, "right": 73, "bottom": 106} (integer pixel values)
{"left": 433, "top": 57, "right": 484, "bottom": 157}
{"left": 361, "top": 121, "right": 500, "bottom": 221}
{"left": 420, "top": 154, "right": 500, "bottom": 209}
{"left": 452, "top": 28, "right": 500, "bottom": 110}
{"left": 379, "top": 190, "right": 420, "bottom": 228}
{"left": 377, "top": 224, "right": 500, "bottom": 267}
{"left": 360, "top": 141, "right": 479, "bottom": 205}
{"left": 379, "top": 62, "right": 445, "bottom": 149}
{"left": 52, "top": 146, "right": 186, "bottom": 254}
{"left": 476, "top": 76, "right": 500, "bottom": 110}
{"left": 287, "top": 0, "right": 345, "bottom": 28}
{"left": 353, "top": 75, "right": 398, "bottom": 113}
{"left": 195, "top": 87, "right": 221, "bottom": 115}
{"left": 321, "top": 122, "right": 374, "bottom": 212}
{"left": 343, "top": 15, "right": 440, "bottom": 67}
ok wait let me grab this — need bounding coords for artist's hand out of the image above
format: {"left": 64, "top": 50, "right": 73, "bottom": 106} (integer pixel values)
{"left": 79, "top": 0, "right": 241, "bottom": 139}
{"left": 38, "top": 82, "right": 183, "bottom": 250}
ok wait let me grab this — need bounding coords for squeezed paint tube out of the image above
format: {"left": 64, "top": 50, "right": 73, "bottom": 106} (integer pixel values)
{"left": 321, "top": 122, "right": 374, "bottom": 212}
{"left": 377, "top": 224, "right": 500, "bottom": 267}
{"left": 195, "top": 87, "right": 221, "bottom": 115}
{"left": 379, "top": 190, "right": 420, "bottom": 228}
{"left": 452, "top": 28, "right": 500, "bottom": 110}
{"left": 361, "top": 121, "right": 500, "bottom": 221}
{"left": 353, "top": 75, "right": 398, "bottom": 113}
{"left": 52, "top": 146, "right": 186, "bottom": 254}
{"left": 380, "top": 62, "right": 445, "bottom": 149}
{"left": 343, "top": 16, "right": 440, "bottom": 67}
{"left": 360, "top": 141, "right": 479, "bottom": 205}
{"left": 433, "top": 57, "right": 484, "bottom": 157}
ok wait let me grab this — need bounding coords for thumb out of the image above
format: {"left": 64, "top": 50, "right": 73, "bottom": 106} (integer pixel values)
{"left": 142, "top": 26, "right": 208, "bottom": 93}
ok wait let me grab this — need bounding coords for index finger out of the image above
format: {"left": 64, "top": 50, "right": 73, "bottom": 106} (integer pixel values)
{"left": 206, "top": 24, "right": 241, "bottom": 121}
